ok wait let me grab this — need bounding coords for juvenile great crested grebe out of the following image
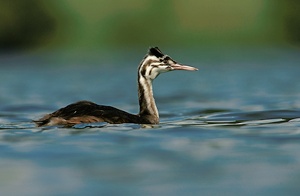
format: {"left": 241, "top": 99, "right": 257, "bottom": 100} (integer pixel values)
{"left": 35, "top": 47, "right": 198, "bottom": 127}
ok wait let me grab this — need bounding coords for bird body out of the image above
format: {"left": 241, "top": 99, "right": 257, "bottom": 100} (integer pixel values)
{"left": 35, "top": 47, "right": 197, "bottom": 127}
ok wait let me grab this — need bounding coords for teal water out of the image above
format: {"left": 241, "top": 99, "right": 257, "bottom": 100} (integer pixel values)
{"left": 1, "top": 48, "right": 300, "bottom": 195}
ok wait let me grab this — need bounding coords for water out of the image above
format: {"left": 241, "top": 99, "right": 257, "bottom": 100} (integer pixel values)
{"left": 1, "top": 48, "right": 300, "bottom": 195}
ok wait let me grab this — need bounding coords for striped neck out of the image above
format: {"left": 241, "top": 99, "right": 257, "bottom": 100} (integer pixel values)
{"left": 135, "top": 47, "right": 197, "bottom": 124}
{"left": 137, "top": 72, "right": 159, "bottom": 124}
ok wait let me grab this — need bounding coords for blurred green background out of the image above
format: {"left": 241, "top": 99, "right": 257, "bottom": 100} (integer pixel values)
{"left": 0, "top": 0, "right": 299, "bottom": 52}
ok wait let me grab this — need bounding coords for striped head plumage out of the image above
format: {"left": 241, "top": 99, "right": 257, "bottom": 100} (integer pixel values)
{"left": 138, "top": 47, "right": 198, "bottom": 80}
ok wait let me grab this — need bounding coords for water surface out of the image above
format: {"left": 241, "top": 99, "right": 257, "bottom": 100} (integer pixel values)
{"left": 1, "top": 48, "right": 300, "bottom": 195}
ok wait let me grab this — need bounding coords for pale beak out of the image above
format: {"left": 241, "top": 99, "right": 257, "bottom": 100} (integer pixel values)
{"left": 170, "top": 63, "right": 198, "bottom": 71}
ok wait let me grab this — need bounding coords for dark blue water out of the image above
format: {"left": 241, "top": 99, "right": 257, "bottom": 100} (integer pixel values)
{"left": 1, "top": 48, "right": 300, "bottom": 195}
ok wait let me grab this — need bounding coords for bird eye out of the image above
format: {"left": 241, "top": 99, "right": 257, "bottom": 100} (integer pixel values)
{"left": 166, "top": 65, "right": 172, "bottom": 70}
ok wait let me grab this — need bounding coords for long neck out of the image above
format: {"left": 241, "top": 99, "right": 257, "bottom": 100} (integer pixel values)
{"left": 137, "top": 75, "right": 159, "bottom": 124}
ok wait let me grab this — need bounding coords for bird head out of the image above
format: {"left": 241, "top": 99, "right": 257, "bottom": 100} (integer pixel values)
{"left": 138, "top": 47, "right": 198, "bottom": 80}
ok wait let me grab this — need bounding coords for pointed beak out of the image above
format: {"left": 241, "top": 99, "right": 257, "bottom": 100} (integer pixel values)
{"left": 170, "top": 63, "right": 198, "bottom": 71}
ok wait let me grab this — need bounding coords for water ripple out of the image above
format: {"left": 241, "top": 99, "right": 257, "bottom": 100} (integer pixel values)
{"left": 194, "top": 109, "right": 300, "bottom": 127}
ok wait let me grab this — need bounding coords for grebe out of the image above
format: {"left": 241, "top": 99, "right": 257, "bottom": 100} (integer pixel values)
{"left": 35, "top": 47, "right": 198, "bottom": 127}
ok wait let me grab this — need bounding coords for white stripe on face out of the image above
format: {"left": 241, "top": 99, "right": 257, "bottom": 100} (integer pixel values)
{"left": 139, "top": 56, "right": 171, "bottom": 80}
